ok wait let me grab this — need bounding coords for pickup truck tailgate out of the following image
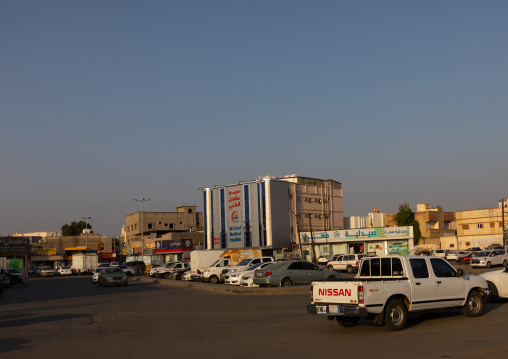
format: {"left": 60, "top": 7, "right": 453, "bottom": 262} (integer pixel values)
{"left": 312, "top": 281, "right": 359, "bottom": 304}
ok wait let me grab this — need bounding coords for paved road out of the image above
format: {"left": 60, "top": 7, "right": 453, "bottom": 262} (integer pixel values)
{"left": 1, "top": 273, "right": 508, "bottom": 359}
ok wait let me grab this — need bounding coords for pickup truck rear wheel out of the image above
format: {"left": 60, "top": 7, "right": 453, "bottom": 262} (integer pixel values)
{"left": 487, "top": 262, "right": 491, "bottom": 268}
{"left": 462, "top": 290, "right": 483, "bottom": 317}
{"left": 385, "top": 299, "right": 407, "bottom": 331}
{"left": 347, "top": 265, "right": 353, "bottom": 273}
{"left": 336, "top": 316, "right": 359, "bottom": 328}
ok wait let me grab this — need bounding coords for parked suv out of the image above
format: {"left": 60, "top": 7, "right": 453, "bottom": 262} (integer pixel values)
{"left": 326, "top": 254, "right": 366, "bottom": 273}
{"left": 431, "top": 249, "right": 447, "bottom": 258}
{"left": 471, "top": 250, "right": 508, "bottom": 268}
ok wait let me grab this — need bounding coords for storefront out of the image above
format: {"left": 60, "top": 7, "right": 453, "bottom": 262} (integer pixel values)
{"left": 154, "top": 238, "right": 193, "bottom": 263}
{"left": 0, "top": 237, "right": 30, "bottom": 269}
{"left": 299, "top": 226, "right": 414, "bottom": 259}
{"left": 31, "top": 248, "right": 65, "bottom": 268}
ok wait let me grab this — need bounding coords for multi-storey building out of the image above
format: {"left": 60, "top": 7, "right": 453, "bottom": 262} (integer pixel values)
{"left": 125, "top": 205, "right": 203, "bottom": 253}
{"left": 454, "top": 199, "right": 507, "bottom": 249}
{"left": 203, "top": 175, "right": 343, "bottom": 256}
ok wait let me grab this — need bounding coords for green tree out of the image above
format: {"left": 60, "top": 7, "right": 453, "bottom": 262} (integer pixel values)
{"left": 61, "top": 220, "right": 91, "bottom": 236}
{"left": 393, "top": 203, "right": 421, "bottom": 244}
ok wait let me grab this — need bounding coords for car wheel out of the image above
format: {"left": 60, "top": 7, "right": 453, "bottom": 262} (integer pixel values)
{"left": 487, "top": 262, "right": 491, "bottom": 268}
{"left": 462, "top": 290, "right": 483, "bottom": 317}
{"left": 385, "top": 299, "right": 408, "bottom": 331}
{"left": 336, "top": 316, "right": 359, "bottom": 328}
{"left": 503, "top": 260, "right": 507, "bottom": 267}
{"left": 281, "top": 278, "right": 293, "bottom": 287}
{"left": 163, "top": 273, "right": 172, "bottom": 279}
{"left": 327, "top": 265, "right": 334, "bottom": 271}
{"left": 209, "top": 276, "right": 219, "bottom": 284}
{"left": 347, "top": 265, "right": 353, "bottom": 273}
{"left": 327, "top": 275, "right": 338, "bottom": 281}
{"left": 487, "top": 281, "right": 499, "bottom": 302}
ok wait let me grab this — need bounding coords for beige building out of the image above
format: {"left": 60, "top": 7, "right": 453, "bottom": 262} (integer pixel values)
{"left": 453, "top": 199, "right": 507, "bottom": 249}
{"left": 125, "top": 205, "right": 204, "bottom": 252}
{"left": 386, "top": 204, "right": 455, "bottom": 246}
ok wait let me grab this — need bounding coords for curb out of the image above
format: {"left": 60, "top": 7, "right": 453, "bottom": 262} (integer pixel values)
{"left": 132, "top": 276, "right": 310, "bottom": 295}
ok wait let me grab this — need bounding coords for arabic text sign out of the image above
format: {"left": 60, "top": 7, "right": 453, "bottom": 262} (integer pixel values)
{"left": 0, "top": 237, "right": 30, "bottom": 253}
{"left": 300, "top": 227, "right": 411, "bottom": 243}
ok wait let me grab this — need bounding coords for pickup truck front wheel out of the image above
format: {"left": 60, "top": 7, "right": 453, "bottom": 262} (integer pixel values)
{"left": 347, "top": 265, "right": 353, "bottom": 273}
{"left": 336, "top": 316, "right": 359, "bottom": 328}
{"left": 462, "top": 290, "right": 483, "bottom": 317}
{"left": 385, "top": 299, "right": 407, "bottom": 331}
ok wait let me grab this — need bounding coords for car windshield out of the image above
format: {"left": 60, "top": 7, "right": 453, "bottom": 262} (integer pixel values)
{"left": 105, "top": 268, "right": 124, "bottom": 274}
{"left": 476, "top": 251, "right": 490, "bottom": 257}
{"left": 237, "top": 259, "right": 253, "bottom": 266}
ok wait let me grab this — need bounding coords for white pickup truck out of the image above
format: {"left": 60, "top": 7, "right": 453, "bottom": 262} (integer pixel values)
{"left": 307, "top": 255, "right": 489, "bottom": 331}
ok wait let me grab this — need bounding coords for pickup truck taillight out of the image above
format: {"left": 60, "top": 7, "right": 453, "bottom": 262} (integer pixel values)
{"left": 311, "top": 285, "right": 313, "bottom": 302}
{"left": 358, "top": 285, "right": 364, "bottom": 304}
{"left": 197, "top": 269, "right": 201, "bottom": 274}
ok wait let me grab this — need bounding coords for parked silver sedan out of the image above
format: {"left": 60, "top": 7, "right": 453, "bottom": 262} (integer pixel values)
{"left": 253, "top": 260, "right": 341, "bottom": 287}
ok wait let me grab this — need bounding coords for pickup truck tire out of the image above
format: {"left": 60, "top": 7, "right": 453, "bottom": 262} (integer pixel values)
{"left": 462, "top": 290, "right": 483, "bottom": 317}
{"left": 486, "top": 262, "right": 491, "bottom": 268}
{"left": 503, "top": 260, "right": 508, "bottom": 267}
{"left": 281, "top": 278, "right": 293, "bottom": 287}
{"left": 487, "top": 281, "right": 499, "bottom": 302}
{"left": 163, "top": 273, "right": 172, "bottom": 279}
{"left": 385, "top": 299, "right": 407, "bottom": 331}
{"left": 209, "top": 275, "right": 219, "bottom": 284}
{"left": 336, "top": 316, "right": 359, "bottom": 328}
{"left": 347, "top": 265, "right": 353, "bottom": 274}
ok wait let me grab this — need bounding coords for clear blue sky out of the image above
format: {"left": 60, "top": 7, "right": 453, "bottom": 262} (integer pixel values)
{"left": 2, "top": 1, "right": 507, "bottom": 237}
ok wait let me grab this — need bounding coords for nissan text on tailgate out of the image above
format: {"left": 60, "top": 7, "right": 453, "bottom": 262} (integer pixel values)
{"left": 307, "top": 255, "right": 489, "bottom": 331}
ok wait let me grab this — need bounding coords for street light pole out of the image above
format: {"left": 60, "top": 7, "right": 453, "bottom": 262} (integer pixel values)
{"left": 82, "top": 216, "right": 91, "bottom": 253}
{"left": 133, "top": 198, "right": 150, "bottom": 269}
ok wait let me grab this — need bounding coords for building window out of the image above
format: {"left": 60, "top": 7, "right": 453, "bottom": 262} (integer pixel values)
{"left": 188, "top": 209, "right": 193, "bottom": 214}
{"left": 164, "top": 223, "right": 168, "bottom": 227}
{"left": 159, "top": 222, "right": 162, "bottom": 225}
{"left": 491, "top": 222, "right": 496, "bottom": 228}
{"left": 477, "top": 224, "right": 483, "bottom": 229}
{"left": 169, "top": 224, "right": 174, "bottom": 229}
{"left": 450, "top": 244, "right": 455, "bottom": 248}
{"left": 462, "top": 224, "right": 469, "bottom": 230}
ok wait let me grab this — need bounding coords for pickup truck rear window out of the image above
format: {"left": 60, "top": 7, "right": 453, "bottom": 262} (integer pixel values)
{"left": 359, "top": 257, "right": 404, "bottom": 277}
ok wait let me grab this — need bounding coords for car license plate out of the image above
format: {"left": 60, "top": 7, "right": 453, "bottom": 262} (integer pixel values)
{"left": 328, "top": 305, "right": 339, "bottom": 314}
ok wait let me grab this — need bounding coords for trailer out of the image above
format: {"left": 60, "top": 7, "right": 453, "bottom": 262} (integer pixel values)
{"left": 71, "top": 253, "right": 98, "bottom": 274}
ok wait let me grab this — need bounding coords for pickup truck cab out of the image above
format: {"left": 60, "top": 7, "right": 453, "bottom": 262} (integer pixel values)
{"left": 308, "top": 255, "right": 489, "bottom": 331}
{"left": 202, "top": 258, "right": 231, "bottom": 284}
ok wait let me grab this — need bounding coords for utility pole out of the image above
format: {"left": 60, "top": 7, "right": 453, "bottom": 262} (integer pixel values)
{"left": 82, "top": 216, "right": 91, "bottom": 253}
{"left": 134, "top": 198, "right": 150, "bottom": 274}
{"left": 307, "top": 213, "right": 317, "bottom": 264}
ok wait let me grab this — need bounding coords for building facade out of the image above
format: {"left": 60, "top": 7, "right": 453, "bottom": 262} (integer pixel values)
{"left": 125, "top": 205, "right": 203, "bottom": 251}
{"left": 203, "top": 175, "right": 343, "bottom": 255}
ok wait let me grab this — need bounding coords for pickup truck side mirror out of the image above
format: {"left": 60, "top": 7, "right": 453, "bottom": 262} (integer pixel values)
{"left": 456, "top": 269, "right": 464, "bottom": 277}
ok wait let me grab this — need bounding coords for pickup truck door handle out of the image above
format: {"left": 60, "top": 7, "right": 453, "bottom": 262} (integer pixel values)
{"left": 437, "top": 281, "right": 442, "bottom": 284}
{"left": 415, "top": 282, "right": 421, "bottom": 285}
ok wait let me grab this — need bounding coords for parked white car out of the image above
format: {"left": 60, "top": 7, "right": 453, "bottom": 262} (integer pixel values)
{"left": 56, "top": 266, "right": 72, "bottom": 276}
{"left": 326, "top": 254, "right": 366, "bottom": 273}
{"left": 480, "top": 267, "right": 508, "bottom": 301}
{"left": 93, "top": 267, "right": 105, "bottom": 283}
{"left": 432, "top": 249, "right": 447, "bottom": 258}
{"left": 119, "top": 265, "right": 136, "bottom": 276}
{"left": 471, "top": 250, "right": 508, "bottom": 268}
{"left": 446, "top": 251, "right": 467, "bottom": 261}
{"left": 317, "top": 255, "right": 330, "bottom": 264}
